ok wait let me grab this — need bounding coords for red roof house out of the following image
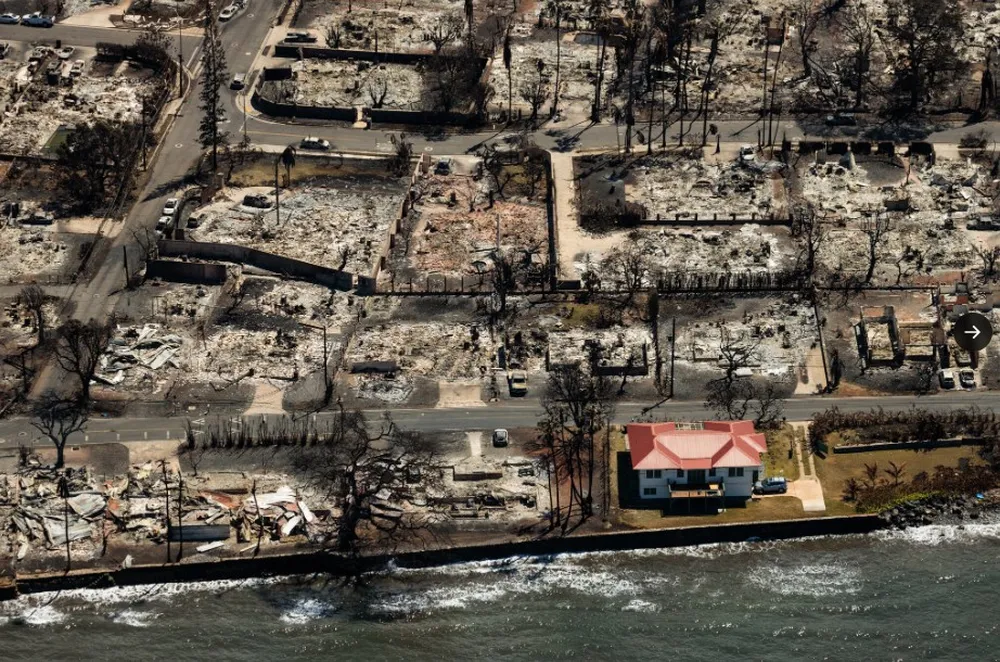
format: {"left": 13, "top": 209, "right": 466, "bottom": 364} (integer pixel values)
{"left": 627, "top": 421, "right": 768, "bottom": 471}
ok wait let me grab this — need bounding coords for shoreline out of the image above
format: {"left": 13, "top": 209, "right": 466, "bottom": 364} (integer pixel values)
{"left": 2, "top": 514, "right": 882, "bottom": 601}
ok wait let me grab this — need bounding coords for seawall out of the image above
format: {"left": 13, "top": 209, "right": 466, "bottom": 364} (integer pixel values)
{"left": 3, "top": 514, "right": 883, "bottom": 600}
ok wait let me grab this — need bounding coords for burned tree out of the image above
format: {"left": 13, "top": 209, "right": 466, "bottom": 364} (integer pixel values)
{"left": 519, "top": 59, "right": 551, "bottom": 124}
{"left": 54, "top": 319, "right": 114, "bottom": 404}
{"left": 538, "top": 365, "right": 616, "bottom": 529}
{"left": 30, "top": 390, "right": 88, "bottom": 469}
{"left": 791, "top": 203, "right": 826, "bottom": 281}
{"left": 388, "top": 132, "right": 413, "bottom": 176}
{"left": 795, "top": 0, "right": 821, "bottom": 80}
{"left": 839, "top": 0, "right": 877, "bottom": 109}
{"left": 973, "top": 243, "right": 1000, "bottom": 281}
{"left": 425, "top": 13, "right": 463, "bottom": 54}
{"left": 17, "top": 284, "right": 46, "bottom": 346}
{"left": 600, "top": 237, "right": 650, "bottom": 318}
{"left": 704, "top": 328, "right": 784, "bottom": 428}
{"left": 861, "top": 212, "right": 894, "bottom": 285}
{"left": 882, "top": 0, "right": 965, "bottom": 113}
{"left": 293, "top": 407, "right": 440, "bottom": 555}
{"left": 198, "top": 0, "right": 230, "bottom": 171}
{"left": 56, "top": 119, "right": 141, "bottom": 212}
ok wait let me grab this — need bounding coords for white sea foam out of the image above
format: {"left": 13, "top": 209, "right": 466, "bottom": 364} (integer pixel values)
{"left": 621, "top": 598, "right": 660, "bottom": 613}
{"left": 111, "top": 609, "right": 161, "bottom": 628}
{"left": 746, "top": 563, "right": 862, "bottom": 597}
{"left": 873, "top": 521, "right": 1000, "bottom": 546}
{"left": 279, "top": 597, "right": 337, "bottom": 625}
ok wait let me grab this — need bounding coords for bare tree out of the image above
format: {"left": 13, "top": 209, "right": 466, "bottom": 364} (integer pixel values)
{"left": 17, "top": 284, "right": 46, "bottom": 346}
{"left": 704, "top": 327, "right": 784, "bottom": 427}
{"left": 30, "top": 390, "right": 88, "bottom": 469}
{"left": 538, "top": 365, "right": 616, "bottom": 529}
{"left": 839, "top": 0, "right": 877, "bottom": 109}
{"left": 973, "top": 243, "right": 1000, "bottom": 280}
{"left": 54, "top": 319, "right": 114, "bottom": 404}
{"left": 293, "top": 406, "right": 440, "bottom": 556}
{"left": 518, "top": 59, "right": 551, "bottom": 124}
{"left": 325, "top": 21, "right": 343, "bottom": 48}
{"left": 600, "top": 237, "right": 650, "bottom": 317}
{"left": 792, "top": 203, "right": 826, "bottom": 281}
{"left": 795, "top": 0, "right": 821, "bottom": 79}
{"left": 861, "top": 212, "right": 894, "bottom": 285}
{"left": 425, "top": 13, "right": 463, "bottom": 54}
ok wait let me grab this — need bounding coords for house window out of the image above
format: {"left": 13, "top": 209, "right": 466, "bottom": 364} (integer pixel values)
{"left": 645, "top": 470, "right": 662, "bottom": 479}
{"left": 643, "top": 487, "right": 657, "bottom": 496}
{"left": 708, "top": 468, "right": 716, "bottom": 477}
{"left": 676, "top": 469, "right": 685, "bottom": 478}
{"left": 728, "top": 467, "right": 745, "bottom": 477}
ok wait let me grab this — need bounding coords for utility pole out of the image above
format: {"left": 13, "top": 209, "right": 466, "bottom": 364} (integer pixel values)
{"left": 58, "top": 471, "right": 71, "bottom": 572}
{"left": 669, "top": 317, "right": 676, "bottom": 399}
{"left": 274, "top": 156, "right": 281, "bottom": 225}
{"left": 122, "top": 245, "right": 130, "bottom": 287}
{"left": 161, "top": 460, "right": 171, "bottom": 562}
{"left": 176, "top": 467, "right": 184, "bottom": 561}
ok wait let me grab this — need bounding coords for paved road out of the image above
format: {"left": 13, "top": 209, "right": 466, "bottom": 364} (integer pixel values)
{"left": 0, "top": 392, "right": 994, "bottom": 449}
{"left": 0, "top": 23, "right": 182, "bottom": 48}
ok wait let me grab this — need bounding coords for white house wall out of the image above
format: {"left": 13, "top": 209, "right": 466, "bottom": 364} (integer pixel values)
{"left": 637, "top": 466, "right": 763, "bottom": 499}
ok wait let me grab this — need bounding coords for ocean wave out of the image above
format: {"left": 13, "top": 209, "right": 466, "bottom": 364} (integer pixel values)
{"left": 873, "top": 521, "right": 1000, "bottom": 546}
{"left": 111, "top": 609, "right": 161, "bottom": 628}
{"left": 621, "top": 598, "right": 660, "bottom": 613}
{"left": 279, "top": 597, "right": 338, "bottom": 625}
{"left": 746, "top": 563, "right": 862, "bottom": 597}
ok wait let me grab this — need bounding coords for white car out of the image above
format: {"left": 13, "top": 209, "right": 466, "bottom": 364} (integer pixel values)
{"left": 739, "top": 145, "right": 755, "bottom": 162}
{"left": 162, "top": 198, "right": 180, "bottom": 217}
{"left": 492, "top": 429, "right": 509, "bottom": 447}
{"left": 70, "top": 59, "right": 85, "bottom": 77}
{"left": 218, "top": 4, "right": 238, "bottom": 20}
{"left": 299, "top": 137, "right": 330, "bottom": 151}
{"left": 57, "top": 46, "right": 75, "bottom": 60}
{"left": 155, "top": 215, "right": 173, "bottom": 235}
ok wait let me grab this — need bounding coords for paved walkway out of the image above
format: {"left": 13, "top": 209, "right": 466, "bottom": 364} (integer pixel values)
{"left": 548, "top": 151, "right": 618, "bottom": 281}
{"left": 788, "top": 421, "right": 826, "bottom": 512}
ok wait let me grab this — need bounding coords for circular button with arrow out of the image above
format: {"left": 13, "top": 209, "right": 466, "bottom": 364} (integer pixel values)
{"left": 953, "top": 312, "right": 993, "bottom": 353}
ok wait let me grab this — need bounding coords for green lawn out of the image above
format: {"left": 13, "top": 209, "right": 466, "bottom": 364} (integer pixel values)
{"left": 763, "top": 425, "right": 800, "bottom": 482}
{"left": 620, "top": 496, "right": 812, "bottom": 529}
{"left": 812, "top": 444, "right": 982, "bottom": 508}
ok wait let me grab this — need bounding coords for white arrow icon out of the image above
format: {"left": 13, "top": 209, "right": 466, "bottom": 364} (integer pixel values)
{"left": 965, "top": 326, "right": 981, "bottom": 339}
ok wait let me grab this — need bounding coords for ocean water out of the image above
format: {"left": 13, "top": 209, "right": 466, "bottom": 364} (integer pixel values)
{"left": 3, "top": 520, "right": 1000, "bottom": 661}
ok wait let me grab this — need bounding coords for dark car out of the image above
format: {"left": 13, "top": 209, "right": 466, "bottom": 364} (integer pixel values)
{"left": 284, "top": 31, "right": 317, "bottom": 43}
{"left": 753, "top": 477, "right": 788, "bottom": 495}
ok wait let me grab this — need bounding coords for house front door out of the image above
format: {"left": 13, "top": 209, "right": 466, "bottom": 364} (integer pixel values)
{"left": 688, "top": 469, "right": 707, "bottom": 484}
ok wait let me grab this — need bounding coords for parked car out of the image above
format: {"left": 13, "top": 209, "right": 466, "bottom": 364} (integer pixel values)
{"left": 28, "top": 46, "right": 50, "bottom": 61}
{"left": 218, "top": 4, "right": 238, "bottom": 20}
{"left": 284, "top": 31, "right": 317, "bottom": 43}
{"left": 57, "top": 46, "right": 75, "bottom": 60}
{"left": 939, "top": 369, "right": 957, "bottom": 389}
{"left": 155, "top": 215, "right": 173, "bottom": 235}
{"left": 492, "top": 429, "right": 509, "bottom": 447}
{"left": 186, "top": 214, "right": 203, "bottom": 229}
{"left": 738, "top": 145, "right": 755, "bottom": 162}
{"left": 825, "top": 112, "right": 858, "bottom": 126}
{"left": 299, "top": 137, "right": 331, "bottom": 150}
{"left": 21, "top": 12, "right": 54, "bottom": 27}
{"left": 0, "top": 13, "right": 20, "bottom": 24}
{"left": 959, "top": 369, "right": 977, "bottom": 389}
{"left": 230, "top": 72, "right": 246, "bottom": 90}
{"left": 434, "top": 158, "right": 451, "bottom": 175}
{"left": 753, "top": 476, "right": 788, "bottom": 495}
{"left": 508, "top": 370, "right": 528, "bottom": 396}
{"left": 69, "top": 59, "right": 85, "bottom": 77}
{"left": 161, "top": 198, "right": 180, "bottom": 217}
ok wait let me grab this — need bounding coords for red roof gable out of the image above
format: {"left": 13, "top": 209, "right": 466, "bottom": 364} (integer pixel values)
{"left": 627, "top": 421, "right": 767, "bottom": 471}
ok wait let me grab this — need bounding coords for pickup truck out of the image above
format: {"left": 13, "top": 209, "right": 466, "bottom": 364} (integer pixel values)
{"left": 508, "top": 370, "right": 528, "bottom": 396}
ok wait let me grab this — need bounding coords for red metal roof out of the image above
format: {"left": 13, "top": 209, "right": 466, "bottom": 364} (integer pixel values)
{"left": 627, "top": 421, "right": 767, "bottom": 470}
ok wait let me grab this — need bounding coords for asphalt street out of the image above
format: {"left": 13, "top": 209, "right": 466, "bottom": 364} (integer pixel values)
{"left": 0, "top": 391, "right": 995, "bottom": 449}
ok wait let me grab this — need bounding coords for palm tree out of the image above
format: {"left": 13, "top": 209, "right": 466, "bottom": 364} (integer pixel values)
{"left": 275, "top": 144, "right": 296, "bottom": 224}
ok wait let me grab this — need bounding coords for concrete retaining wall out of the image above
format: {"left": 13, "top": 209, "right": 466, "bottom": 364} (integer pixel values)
{"left": 158, "top": 240, "right": 354, "bottom": 290}
{"left": 146, "top": 260, "right": 227, "bottom": 285}
{"left": 8, "top": 515, "right": 882, "bottom": 599}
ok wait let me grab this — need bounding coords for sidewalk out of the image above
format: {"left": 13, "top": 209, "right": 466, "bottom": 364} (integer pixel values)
{"left": 548, "top": 151, "right": 618, "bottom": 282}
{"left": 789, "top": 422, "right": 826, "bottom": 512}
{"left": 60, "top": 0, "right": 132, "bottom": 28}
